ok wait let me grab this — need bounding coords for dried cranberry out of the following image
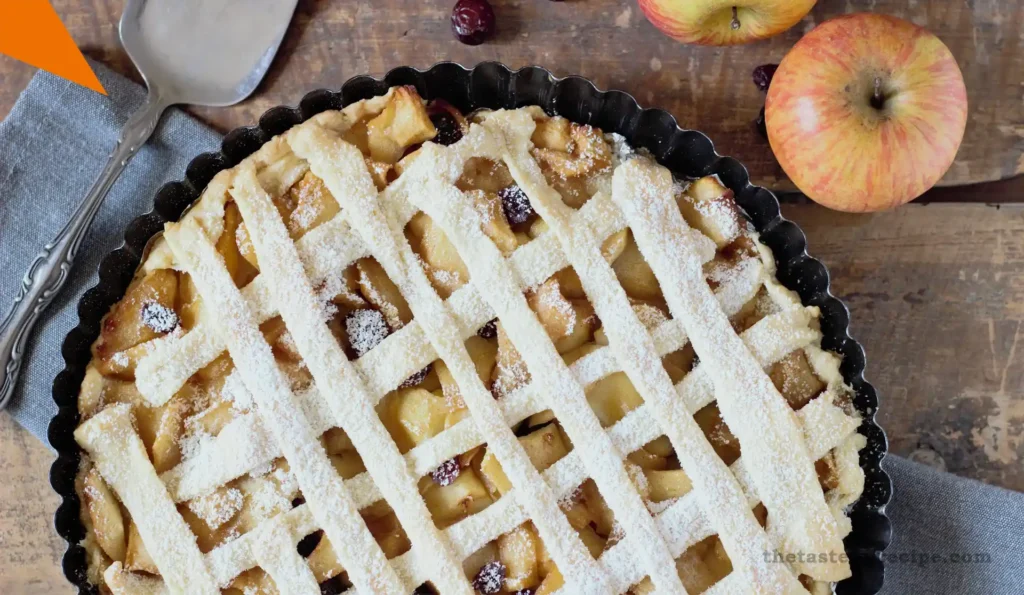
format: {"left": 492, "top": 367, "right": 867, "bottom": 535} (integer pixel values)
{"left": 400, "top": 364, "right": 432, "bottom": 388}
{"left": 431, "top": 458, "right": 462, "bottom": 486}
{"left": 472, "top": 561, "right": 506, "bottom": 593}
{"left": 431, "top": 112, "right": 463, "bottom": 146}
{"left": 754, "top": 106, "right": 767, "bottom": 140}
{"left": 345, "top": 309, "right": 390, "bottom": 357}
{"left": 141, "top": 301, "right": 179, "bottom": 333}
{"left": 752, "top": 64, "right": 778, "bottom": 93}
{"left": 451, "top": 0, "right": 496, "bottom": 46}
{"left": 513, "top": 590, "right": 536, "bottom": 595}
{"left": 477, "top": 318, "right": 498, "bottom": 339}
{"left": 499, "top": 184, "right": 533, "bottom": 225}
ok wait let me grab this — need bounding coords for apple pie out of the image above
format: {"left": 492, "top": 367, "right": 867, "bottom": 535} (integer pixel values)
{"left": 72, "top": 85, "right": 866, "bottom": 594}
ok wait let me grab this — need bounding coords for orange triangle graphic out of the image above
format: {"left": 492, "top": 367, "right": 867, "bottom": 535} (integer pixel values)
{"left": 0, "top": 0, "right": 106, "bottom": 95}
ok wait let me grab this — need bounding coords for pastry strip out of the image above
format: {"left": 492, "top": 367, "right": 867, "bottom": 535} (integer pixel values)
{"left": 290, "top": 122, "right": 612, "bottom": 593}
{"left": 487, "top": 110, "right": 803, "bottom": 593}
{"left": 75, "top": 404, "right": 219, "bottom": 595}
{"left": 249, "top": 517, "right": 321, "bottom": 595}
{"left": 397, "top": 125, "right": 685, "bottom": 591}
{"left": 165, "top": 220, "right": 405, "bottom": 593}
{"left": 611, "top": 157, "right": 848, "bottom": 581}
{"left": 229, "top": 160, "right": 472, "bottom": 594}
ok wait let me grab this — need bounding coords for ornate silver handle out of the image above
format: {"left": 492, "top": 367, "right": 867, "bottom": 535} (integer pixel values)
{"left": 0, "top": 91, "right": 169, "bottom": 411}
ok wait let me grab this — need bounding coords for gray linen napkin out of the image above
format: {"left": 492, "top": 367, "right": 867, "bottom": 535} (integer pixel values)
{"left": 1, "top": 64, "right": 1022, "bottom": 594}
{"left": 881, "top": 456, "right": 1023, "bottom": 594}
{"left": 0, "top": 61, "right": 219, "bottom": 436}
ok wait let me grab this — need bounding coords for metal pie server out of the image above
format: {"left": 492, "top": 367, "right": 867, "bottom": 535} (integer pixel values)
{"left": 0, "top": 0, "right": 298, "bottom": 410}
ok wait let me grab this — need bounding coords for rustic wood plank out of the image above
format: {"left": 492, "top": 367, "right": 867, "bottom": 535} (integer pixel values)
{"left": 0, "top": 0, "right": 1020, "bottom": 191}
{"left": 915, "top": 174, "right": 1024, "bottom": 205}
{"left": 0, "top": 415, "right": 71, "bottom": 595}
{"left": 783, "top": 203, "right": 1024, "bottom": 492}
{"left": 778, "top": 173, "right": 1024, "bottom": 206}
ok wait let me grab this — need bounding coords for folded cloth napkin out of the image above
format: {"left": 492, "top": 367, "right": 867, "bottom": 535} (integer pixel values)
{"left": 1, "top": 64, "right": 1022, "bottom": 594}
{"left": 0, "top": 61, "right": 219, "bottom": 436}
{"left": 882, "top": 456, "right": 1023, "bottom": 594}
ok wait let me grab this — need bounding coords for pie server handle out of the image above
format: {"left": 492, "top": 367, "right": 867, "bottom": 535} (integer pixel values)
{"left": 0, "top": 91, "right": 169, "bottom": 412}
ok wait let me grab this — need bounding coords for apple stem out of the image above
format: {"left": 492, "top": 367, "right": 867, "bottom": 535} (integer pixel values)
{"left": 731, "top": 6, "right": 740, "bottom": 30}
{"left": 871, "top": 76, "right": 885, "bottom": 110}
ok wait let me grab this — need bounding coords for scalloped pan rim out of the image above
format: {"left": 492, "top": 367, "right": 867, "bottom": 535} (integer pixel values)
{"left": 48, "top": 61, "right": 892, "bottom": 595}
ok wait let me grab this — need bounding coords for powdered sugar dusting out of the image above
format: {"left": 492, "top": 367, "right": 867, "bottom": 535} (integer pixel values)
{"left": 631, "top": 302, "right": 667, "bottom": 330}
{"left": 356, "top": 263, "right": 410, "bottom": 332}
{"left": 74, "top": 405, "right": 221, "bottom": 592}
{"left": 245, "top": 465, "right": 297, "bottom": 521}
{"left": 692, "top": 193, "right": 742, "bottom": 244}
{"left": 345, "top": 309, "right": 390, "bottom": 357}
{"left": 188, "top": 488, "right": 243, "bottom": 530}
{"left": 625, "top": 462, "right": 648, "bottom": 497}
{"left": 178, "top": 427, "right": 214, "bottom": 462}
{"left": 472, "top": 560, "right": 506, "bottom": 594}
{"left": 558, "top": 485, "right": 583, "bottom": 509}
{"left": 248, "top": 460, "right": 273, "bottom": 479}
{"left": 235, "top": 220, "right": 250, "bottom": 249}
{"left": 312, "top": 273, "right": 344, "bottom": 322}
{"left": 221, "top": 370, "right": 253, "bottom": 411}
{"left": 110, "top": 351, "right": 129, "bottom": 368}
{"left": 289, "top": 177, "right": 330, "bottom": 231}
{"left": 606, "top": 133, "right": 635, "bottom": 168}
{"left": 141, "top": 301, "right": 179, "bottom": 333}
{"left": 256, "top": 116, "right": 479, "bottom": 593}
{"left": 536, "top": 280, "right": 576, "bottom": 336}
{"left": 415, "top": 252, "right": 466, "bottom": 292}
{"left": 402, "top": 112, "right": 668, "bottom": 590}
{"left": 645, "top": 497, "right": 677, "bottom": 515}
{"left": 708, "top": 257, "right": 763, "bottom": 317}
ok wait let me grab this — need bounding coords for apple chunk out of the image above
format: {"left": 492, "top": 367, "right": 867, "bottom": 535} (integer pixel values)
{"left": 421, "top": 470, "right": 493, "bottom": 528}
{"left": 95, "top": 268, "right": 179, "bottom": 364}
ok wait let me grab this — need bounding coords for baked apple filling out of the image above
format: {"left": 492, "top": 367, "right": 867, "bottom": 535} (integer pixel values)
{"left": 73, "top": 85, "right": 864, "bottom": 595}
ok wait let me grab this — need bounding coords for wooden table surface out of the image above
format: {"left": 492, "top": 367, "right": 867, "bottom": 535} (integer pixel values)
{"left": 0, "top": 1, "right": 1022, "bottom": 593}
{"left": 1, "top": 0, "right": 1023, "bottom": 193}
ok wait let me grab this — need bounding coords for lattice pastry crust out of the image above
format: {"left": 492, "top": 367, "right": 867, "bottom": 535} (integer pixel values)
{"left": 74, "top": 86, "right": 865, "bottom": 595}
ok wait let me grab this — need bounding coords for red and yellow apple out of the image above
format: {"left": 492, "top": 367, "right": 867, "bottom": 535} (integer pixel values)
{"left": 637, "top": 0, "right": 816, "bottom": 45}
{"left": 766, "top": 13, "right": 968, "bottom": 212}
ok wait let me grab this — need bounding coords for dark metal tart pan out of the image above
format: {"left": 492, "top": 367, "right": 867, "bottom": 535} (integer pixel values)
{"left": 49, "top": 61, "right": 892, "bottom": 594}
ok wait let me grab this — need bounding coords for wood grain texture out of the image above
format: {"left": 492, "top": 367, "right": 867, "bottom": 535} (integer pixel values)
{"left": 784, "top": 203, "right": 1024, "bottom": 492}
{"left": 1, "top": 204, "right": 1021, "bottom": 593}
{"left": 0, "top": 415, "right": 71, "bottom": 595}
{"left": 0, "top": 0, "right": 1020, "bottom": 192}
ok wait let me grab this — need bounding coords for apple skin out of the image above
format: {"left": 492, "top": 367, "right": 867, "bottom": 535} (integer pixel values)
{"left": 766, "top": 13, "right": 968, "bottom": 212}
{"left": 637, "top": 0, "right": 816, "bottom": 45}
